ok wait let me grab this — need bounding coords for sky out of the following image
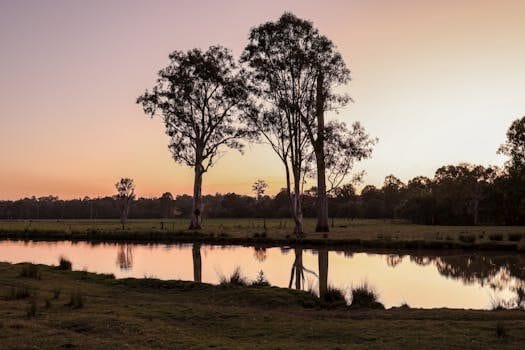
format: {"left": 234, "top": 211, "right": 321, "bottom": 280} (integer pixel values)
{"left": 0, "top": 0, "right": 524, "bottom": 199}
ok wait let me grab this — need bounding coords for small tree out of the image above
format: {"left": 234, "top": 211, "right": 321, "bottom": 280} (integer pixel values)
{"left": 138, "top": 46, "right": 251, "bottom": 229}
{"left": 252, "top": 179, "right": 268, "bottom": 201}
{"left": 114, "top": 178, "right": 135, "bottom": 230}
{"left": 252, "top": 179, "right": 268, "bottom": 228}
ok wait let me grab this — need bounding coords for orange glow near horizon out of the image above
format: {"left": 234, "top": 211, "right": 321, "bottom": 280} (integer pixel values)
{"left": 1, "top": 0, "right": 524, "bottom": 199}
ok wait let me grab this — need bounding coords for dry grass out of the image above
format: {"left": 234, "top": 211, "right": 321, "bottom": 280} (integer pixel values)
{"left": 1, "top": 262, "right": 525, "bottom": 348}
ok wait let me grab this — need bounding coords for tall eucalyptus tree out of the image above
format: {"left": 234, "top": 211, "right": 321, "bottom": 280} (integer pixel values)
{"left": 138, "top": 46, "right": 250, "bottom": 229}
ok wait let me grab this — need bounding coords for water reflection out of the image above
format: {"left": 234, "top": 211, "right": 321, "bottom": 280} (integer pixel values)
{"left": 288, "top": 248, "right": 317, "bottom": 291}
{"left": 1, "top": 240, "right": 525, "bottom": 309}
{"left": 192, "top": 243, "right": 202, "bottom": 283}
{"left": 253, "top": 247, "right": 267, "bottom": 262}
{"left": 116, "top": 245, "right": 133, "bottom": 270}
{"left": 318, "top": 249, "right": 328, "bottom": 299}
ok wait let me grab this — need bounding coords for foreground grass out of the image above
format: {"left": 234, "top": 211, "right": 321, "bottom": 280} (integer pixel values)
{"left": 1, "top": 262, "right": 525, "bottom": 349}
{"left": 1, "top": 218, "right": 525, "bottom": 250}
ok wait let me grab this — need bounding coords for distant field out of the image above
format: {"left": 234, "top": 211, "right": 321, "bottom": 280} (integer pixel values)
{"left": 1, "top": 262, "right": 524, "bottom": 349}
{"left": 1, "top": 218, "right": 525, "bottom": 250}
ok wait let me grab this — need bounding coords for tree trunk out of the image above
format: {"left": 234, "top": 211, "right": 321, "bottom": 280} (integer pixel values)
{"left": 315, "top": 72, "right": 330, "bottom": 232}
{"left": 192, "top": 243, "right": 202, "bottom": 283}
{"left": 189, "top": 164, "right": 204, "bottom": 230}
{"left": 318, "top": 249, "right": 328, "bottom": 300}
{"left": 293, "top": 169, "right": 303, "bottom": 237}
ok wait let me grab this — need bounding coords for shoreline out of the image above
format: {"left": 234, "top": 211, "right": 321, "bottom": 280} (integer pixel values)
{"left": 0, "top": 228, "right": 522, "bottom": 252}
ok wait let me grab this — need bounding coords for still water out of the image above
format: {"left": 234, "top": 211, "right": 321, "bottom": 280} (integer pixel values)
{"left": 1, "top": 240, "right": 524, "bottom": 310}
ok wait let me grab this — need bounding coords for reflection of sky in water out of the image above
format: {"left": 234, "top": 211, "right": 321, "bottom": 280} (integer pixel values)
{"left": 0, "top": 240, "right": 523, "bottom": 310}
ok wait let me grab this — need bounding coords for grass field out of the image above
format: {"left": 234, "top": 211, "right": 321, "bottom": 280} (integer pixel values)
{"left": 1, "top": 261, "right": 525, "bottom": 349}
{"left": 1, "top": 218, "right": 525, "bottom": 251}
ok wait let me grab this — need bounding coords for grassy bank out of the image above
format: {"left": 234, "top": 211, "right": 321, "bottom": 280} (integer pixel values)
{"left": 1, "top": 262, "right": 525, "bottom": 349}
{"left": 1, "top": 218, "right": 525, "bottom": 251}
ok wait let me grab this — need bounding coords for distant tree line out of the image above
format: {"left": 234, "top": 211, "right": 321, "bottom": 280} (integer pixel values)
{"left": 3, "top": 114, "right": 525, "bottom": 225}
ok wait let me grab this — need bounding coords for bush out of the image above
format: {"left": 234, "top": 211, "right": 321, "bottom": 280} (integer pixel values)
{"left": 458, "top": 234, "right": 476, "bottom": 244}
{"left": 349, "top": 283, "right": 384, "bottom": 309}
{"left": 19, "top": 264, "right": 41, "bottom": 279}
{"left": 251, "top": 270, "right": 270, "bottom": 287}
{"left": 68, "top": 290, "right": 84, "bottom": 309}
{"left": 220, "top": 267, "right": 248, "bottom": 287}
{"left": 489, "top": 233, "right": 504, "bottom": 241}
{"left": 58, "top": 257, "right": 72, "bottom": 271}
{"left": 323, "top": 286, "right": 346, "bottom": 304}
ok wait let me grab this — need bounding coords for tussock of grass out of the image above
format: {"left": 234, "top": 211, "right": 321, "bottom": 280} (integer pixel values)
{"left": 322, "top": 286, "right": 347, "bottom": 305}
{"left": 219, "top": 267, "right": 248, "bottom": 287}
{"left": 489, "top": 233, "right": 504, "bottom": 241}
{"left": 6, "top": 286, "right": 31, "bottom": 300}
{"left": 508, "top": 233, "right": 522, "bottom": 242}
{"left": 349, "top": 282, "right": 384, "bottom": 309}
{"left": 57, "top": 257, "right": 72, "bottom": 271}
{"left": 19, "top": 264, "right": 41, "bottom": 279}
{"left": 458, "top": 234, "right": 476, "bottom": 244}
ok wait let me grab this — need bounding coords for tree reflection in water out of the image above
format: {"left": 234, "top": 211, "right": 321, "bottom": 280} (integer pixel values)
{"left": 116, "top": 244, "right": 133, "bottom": 270}
{"left": 253, "top": 246, "right": 267, "bottom": 262}
{"left": 384, "top": 252, "right": 525, "bottom": 309}
{"left": 289, "top": 248, "right": 317, "bottom": 291}
{"left": 193, "top": 243, "right": 202, "bottom": 283}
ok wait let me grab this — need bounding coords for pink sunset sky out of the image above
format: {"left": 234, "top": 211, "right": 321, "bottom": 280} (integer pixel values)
{"left": 1, "top": 0, "right": 524, "bottom": 199}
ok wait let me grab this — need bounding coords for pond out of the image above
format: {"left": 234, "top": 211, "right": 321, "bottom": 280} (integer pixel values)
{"left": 1, "top": 240, "right": 524, "bottom": 310}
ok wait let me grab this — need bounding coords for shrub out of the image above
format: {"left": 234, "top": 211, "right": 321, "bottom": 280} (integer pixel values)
{"left": 19, "top": 264, "right": 41, "bottom": 279}
{"left": 323, "top": 286, "right": 346, "bottom": 304}
{"left": 399, "top": 302, "right": 410, "bottom": 309}
{"left": 58, "top": 257, "right": 72, "bottom": 271}
{"left": 68, "top": 290, "right": 84, "bottom": 309}
{"left": 251, "top": 270, "right": 270, "bottom": 287}
{"left": 349, "top": 283, "right": 384, "bottom": 309}
{"left": 508, "top": 233, "right": 523, "bottom": 242}
{"left": 489, "top": 233, "right": 504, "bottom": 241}
{"left": 219, "top": 267, "right": 248, "bottom": 287}
{"left": 458, "top": 234, "right": 476, "bottom": 244}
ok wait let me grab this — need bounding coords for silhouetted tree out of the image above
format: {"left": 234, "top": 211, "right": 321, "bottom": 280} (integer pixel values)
{"left": 160, "top": 192, "right": 174, "bottom": 219}
{"left": 242, "top": 13, "right": 318, "bottom": 236}
{"left": 252, "top": 179, "right": 268, "bottom": 201}
{"left": 382, "top": 175, "right": 405, "bottom": 219}
{"left": 137, "top": 46, "right": 250, "bottom": 230}
{"left": 114, "top": 178, "right": 135, "bottom": 230}
{"left": 499, "top": 116, "right": 525, "bottom": 171}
